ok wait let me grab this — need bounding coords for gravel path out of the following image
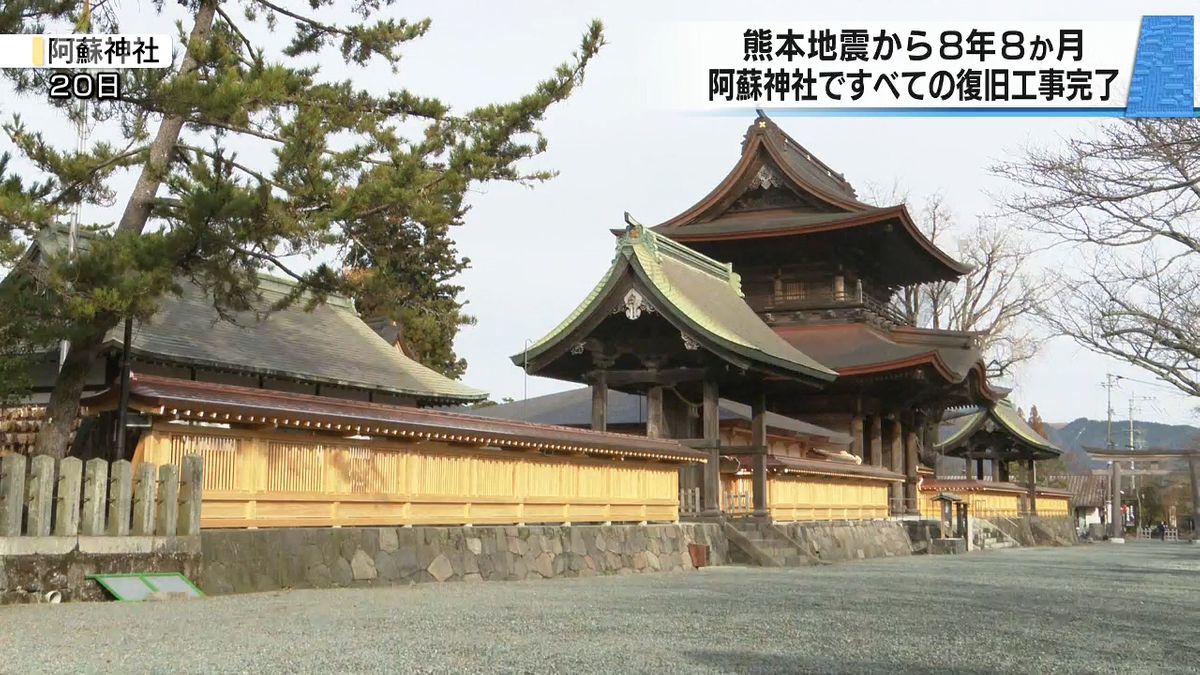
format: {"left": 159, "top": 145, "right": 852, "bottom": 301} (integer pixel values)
{"left": 1, "top": 542, "right": 1197, "bottom": 674}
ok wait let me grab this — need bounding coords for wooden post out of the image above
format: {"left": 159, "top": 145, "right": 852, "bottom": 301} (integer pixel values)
{"left": 81, "top": 458, "right": 109, "bottom": 536}
{"left": 975, "top": 458, "right": 985, "bottom": 480}
{"left": 701, "top": 378, "right": 721, "bottom": 515}
{"left": 1026, "top": 458, "right": 1038, "bottom": 516}
{"left": 108, "top": 459, "right": 133, "bottom": 536}
{"left": 849, "top": 413, "right": 864, "bottom": 459}
{"left": 590, "top": 372, "right": 607, "bottom": 432}
{"left": 27, "top": 455, "right": 56, "bottom": 536}
{"left": 889, "top": 418, "right": 904, "bottom": 514}
{"left": 868, "top": 416, "right": 883, "bottom": 467}
{"left": 646, "top": 386, "right": 665, "bottom": 439}
{"left": 0, "top": 453, "right": 27, "bottom": 536}
{"left": 998, "top": 460, "right": 1010, "bottom": 483}
{"left": 904, "top": 424, "right": 919, "bottom": 515}
{"left": 178, "top": 454, "right": 204, "bottom": 536}
{"left": 54, "top": 457, "right": 83, "bottom": 537}
{"left": 131, "top": 462, "right": 157, "bottom": 535}
{"left": 157, "top": 463, "right": 180, "bottom": 536}
{"left": 751, "top": 391, "right": 769, "bottom": 519}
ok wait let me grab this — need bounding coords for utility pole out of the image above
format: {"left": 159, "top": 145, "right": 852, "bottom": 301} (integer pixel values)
{"left": 1102, "top": 373, "right": 1121, "bottom": 449}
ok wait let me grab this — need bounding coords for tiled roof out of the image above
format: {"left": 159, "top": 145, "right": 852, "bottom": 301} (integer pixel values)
{"left": 22, "top": 226, "right": 485, "bottom": 404}
{"left": 461, "top": 387, "right": 853, "bottom": 445}
{"left": 936, "top": 399, "right": 1062, "bottom": 459}
{"left": 83, "top": 374, "right": 704, "bottom": 463}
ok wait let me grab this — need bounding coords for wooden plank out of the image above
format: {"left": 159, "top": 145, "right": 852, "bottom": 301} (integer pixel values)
{"left": 27, "top": 455, "right": 55, "bottom": 536}
{"left": 108, "top": 460, "right": 133, "bottom": 536}
{"left": 131, "top": 462, "right": 157, "bottom": 536}
{"left": 81, "top": 458, "right": 108, "bottom": 536}
{"left": 54, "top": 457, "right": 82, "bottom": 537}
{"left": 0, "top": 453, "right": 27, "bottom": 536}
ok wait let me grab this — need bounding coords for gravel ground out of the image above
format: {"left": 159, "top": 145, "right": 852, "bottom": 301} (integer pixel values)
{"left": 1, "top": 541, "right": 1198, "bottom": 674}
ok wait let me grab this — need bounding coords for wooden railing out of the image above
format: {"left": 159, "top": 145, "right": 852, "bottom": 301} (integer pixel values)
{"left": 678, "top": 487, "right": 701, "bottom": 515}
{"left": 719, "top": 475, "right": 891, "bottom": 522}
{"left": 0, "top": 453, "right": 202, "bottom": 538}
{"left": 136, "top": 424, "right": 678, "bottom": 528}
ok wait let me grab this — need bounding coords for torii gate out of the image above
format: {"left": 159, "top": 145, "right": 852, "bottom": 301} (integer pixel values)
{"left": 1085, "top": 447, "right": 1200, "bottom": 543}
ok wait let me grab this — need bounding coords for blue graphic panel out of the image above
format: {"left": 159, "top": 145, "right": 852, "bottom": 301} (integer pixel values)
{"left": 1126, "top": 15, "right": 1194, "bottom": 118}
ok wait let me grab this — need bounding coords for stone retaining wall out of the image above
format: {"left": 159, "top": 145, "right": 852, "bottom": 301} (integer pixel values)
{"left": 0, "top": 536, "right": 201, "bottom": 604}
{"left": 989, "top": 516, "right": 1078, "bottom": 547}
{"left": 200, "top": 523, "right": 728, "bottom": 595}
{"left": 775, "top": 520, "right": 914, "bottom": 562}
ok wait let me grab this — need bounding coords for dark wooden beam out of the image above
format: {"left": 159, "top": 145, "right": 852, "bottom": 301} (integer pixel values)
{"left": 591, "top": 371, "right": 607, "bottom": 432}
{"left": 702, "top": 378, "right": 721, "bottom": 514}
{"left": 646, "top": 386, "right": 665, "bottom": 439}
{"left": 590, "top": 367, "right": 709, "bottom": 387}
{"left": 751, "top": 390, "right": 769, "bottom": 518}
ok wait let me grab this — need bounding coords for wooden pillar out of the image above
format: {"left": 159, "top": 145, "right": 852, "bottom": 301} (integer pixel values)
{"left": 1111, "top": 459, "right": 1123, "bottom": 540}
{"left": 751, "top": 391, "right": 769, "bottom": 519}
{"left": 904, "top": 424, "right": 919, "bottom": 515}
{"left": 889, "top": 418, "right": 904, "bottom": 514}
{"left": 868, "top": 416, "right": 883, "bottom": 468}
{"left": 646, "top": 386, "right": 665, "bottom": 439}
{"left": 1187, "top": 457, "right": 1199, "bottom": 543}
{"left": 1026, "top": 458, "right": 1038, "bottom": 516}
{"left": 849, "top": 413, "right": 864, "bottom": 460}
{"left": 701, "top": 379, "right": 721, "bottom": 515}
{"left": 975, "top": 458, "right": 985, "bottom": 480}
{"left": 590, "top": 372, "right": 607, "bottom": 432}
{"left": 997, "top": 460, "right": 1009, "bottom": 483}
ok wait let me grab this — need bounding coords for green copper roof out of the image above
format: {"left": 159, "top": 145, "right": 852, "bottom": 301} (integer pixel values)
{"left": 937, "top": 399, "right": 1061, "bottom": 459}
{"left": 515, "top": 217, "right": 835, "bottom": 382}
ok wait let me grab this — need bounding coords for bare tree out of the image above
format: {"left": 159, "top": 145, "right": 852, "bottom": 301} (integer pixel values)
{"left": 994, "top": 119, "right": 1200, "bottom": 399}
{"left": 867, "top": 186, "right": 1043, "bottom": 378}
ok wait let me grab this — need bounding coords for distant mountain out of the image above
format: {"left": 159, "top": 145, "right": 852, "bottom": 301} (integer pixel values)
{"left": 1044, "top": 418, "right": 1200, "bottom": 471}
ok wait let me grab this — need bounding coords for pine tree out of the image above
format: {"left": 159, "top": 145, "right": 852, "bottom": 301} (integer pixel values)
{"left": 0, "top": 2, "right": 605, "bottom": 456}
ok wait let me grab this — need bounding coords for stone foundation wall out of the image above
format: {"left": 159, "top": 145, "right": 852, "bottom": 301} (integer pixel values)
{"left": 775, "top": 520, "right": 914, "bottom": 562}
{"left": 200, "top": 523, "right": 728, "bottom": 595}
{"left": 990, "top": 516, "right": 1078, "bottom": 547}
{"left": 0, "top": 536, "right": 201, "bottom": 604}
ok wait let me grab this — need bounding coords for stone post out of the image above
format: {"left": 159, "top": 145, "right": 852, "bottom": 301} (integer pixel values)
{"left": 178, "top": 454, "right": 204, "bottom": 536}
{"left": 0, "top": 453, "right": 27, "bottom": 536}
{"left": 108, "top": 459, "right": 133, "bottom": 536}
{"left": 81, "top": 458, "right": 108, "bottom": 536}
{"left": 54, "top": 457, "right": 83, "bottom": 537}
{"left": 156, "top": 463, "right": 180, "bottom": 536}
{"left": 1110, "top": 459, "right": 1123, "bottom": 542}
{"left": 1188, "top": 457, "right": 1199, "bottom": 543}
{"left": 131, "top": 462, "right": 157, "bottom": 536}
{"left": 27, "top": 455, "right": 56, "bottom": 536}
{"left": 751, "top": 391, "right": 769, "bottom": 519}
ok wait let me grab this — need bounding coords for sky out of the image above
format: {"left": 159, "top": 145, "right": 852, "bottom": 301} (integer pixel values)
{"left": 3, "top": 0, "right": 1198, "bottom": 426}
